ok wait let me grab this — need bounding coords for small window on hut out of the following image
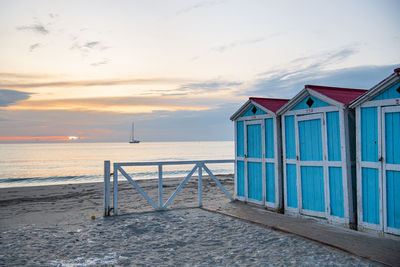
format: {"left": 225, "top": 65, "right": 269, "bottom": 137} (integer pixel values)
{"left": 306, "top": 97, "right": 314, "bottom": 108}
{"left": 252, "top": 106, "right": 257, "bottom": 114}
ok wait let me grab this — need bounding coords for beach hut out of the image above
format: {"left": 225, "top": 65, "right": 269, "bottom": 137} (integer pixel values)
{"left": 230, "top": 97, "right": 289, "bottom": 210}
{"left": 277, "top": 85, "right": 367, "bottom": 226}
{"left": 349, "top": 68, "right": 400, "bottom": 236}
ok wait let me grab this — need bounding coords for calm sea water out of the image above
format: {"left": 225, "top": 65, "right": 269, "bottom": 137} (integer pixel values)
{"left": 0, "top": 141, "right": 234, "bottom": 188}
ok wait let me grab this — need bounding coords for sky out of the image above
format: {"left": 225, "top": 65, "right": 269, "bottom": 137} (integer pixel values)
{"left": 0, "top": 0, "right": 399, "bottom": 142}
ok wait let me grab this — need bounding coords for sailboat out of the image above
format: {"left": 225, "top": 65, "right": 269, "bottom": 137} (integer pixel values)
{"left": 129, "top": 122, "right": 140, "bottom": 143}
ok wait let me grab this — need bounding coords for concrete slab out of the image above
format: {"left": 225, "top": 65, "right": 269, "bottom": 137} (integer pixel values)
{"left": 203, "top": 201, "right": 400, "bottom": 267}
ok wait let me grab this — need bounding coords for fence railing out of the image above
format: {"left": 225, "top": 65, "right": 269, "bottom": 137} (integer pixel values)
{"left": 104, "top": 160, "right": 235, "bottom": 216}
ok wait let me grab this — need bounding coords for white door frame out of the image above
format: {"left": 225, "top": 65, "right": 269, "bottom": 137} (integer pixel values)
{"left": 382, "top": 105, "right": 400, "bottom": 235}
{"left": 295, "top": 113, "right": 328, "bottom": 218}
{"left": 244, "top": 119, "right": 265, "bottom": 205}
{"left": 355, "top": 106, "right": 383, "bottom": 231}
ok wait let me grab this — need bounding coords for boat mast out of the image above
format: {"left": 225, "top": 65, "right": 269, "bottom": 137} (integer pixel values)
{"left": 131, "top": 122, "right": 135, "bottom": 141}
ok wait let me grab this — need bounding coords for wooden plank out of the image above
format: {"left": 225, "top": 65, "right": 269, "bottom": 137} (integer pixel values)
{"left": 113, "top": 163, "right": 119, "bottom": 215}
{"left": 103, "top": 160, "right": 111, "bottom": 216}
{"left": 203, "top": 201, "right": 400, "bottom": 267}
{"left": 117, "top": 159, "right": 234, "bottom": 166}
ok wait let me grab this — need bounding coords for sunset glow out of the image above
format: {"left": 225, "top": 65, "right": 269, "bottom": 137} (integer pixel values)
{"left": 0, "top": 136, "right": 88, "bottom": 142}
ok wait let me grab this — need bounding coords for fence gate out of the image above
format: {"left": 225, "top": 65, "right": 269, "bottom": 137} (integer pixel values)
{"left": 104, "top": 160, "right": 234, "bottom": 216}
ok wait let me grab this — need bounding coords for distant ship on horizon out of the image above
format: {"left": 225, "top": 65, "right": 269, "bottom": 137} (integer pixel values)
{"left": 129, "top": 122, "right": 140, "bottom": 144}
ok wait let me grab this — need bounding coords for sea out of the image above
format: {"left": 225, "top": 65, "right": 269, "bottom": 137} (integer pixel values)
{"left": 0, "top": 141, "right": 234, "bottom": 188}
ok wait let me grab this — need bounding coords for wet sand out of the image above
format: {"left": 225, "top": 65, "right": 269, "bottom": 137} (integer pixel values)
{"left": 0, "top": 175, "right": 380, "bottom": 266}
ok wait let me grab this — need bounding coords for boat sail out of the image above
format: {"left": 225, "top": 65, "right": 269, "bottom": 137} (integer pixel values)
{"left": 129, "top": 122, "right": 140, "bottom": 143}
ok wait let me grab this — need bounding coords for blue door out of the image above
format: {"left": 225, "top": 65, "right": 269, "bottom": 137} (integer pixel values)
{"left": 383, "top": 106, "right": 400, "bottom": 234}
{"left": 359, "top": 107, "right": 380, "bottom": 226}
{"left": 246, "top": 121, "right": 263, "bottom": 203}
{"left": 297, "top": 114, "right": 326, "bottom": 215}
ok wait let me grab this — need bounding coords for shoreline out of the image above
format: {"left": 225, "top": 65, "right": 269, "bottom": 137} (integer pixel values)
{"left": 0, "top": 172, "right": 234, "bottom": 189}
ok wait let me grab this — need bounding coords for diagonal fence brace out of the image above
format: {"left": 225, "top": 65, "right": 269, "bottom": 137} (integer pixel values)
{"left": 202, "top": 164, "right": 234, "bottom": 201}
{"left": 163, "top": 164, "right": 199, "bottom": 209}
{"left": 119, "top": 166, "right": 159, "bottom": 210}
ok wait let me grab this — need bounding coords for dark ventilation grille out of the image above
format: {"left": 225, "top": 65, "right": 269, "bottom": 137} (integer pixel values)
{"left": 396, "top": 85, "right": 400, "bottom": 94}
{"left": 251, "top": 106, "right": 257, "bottom": 114}
{"left": 306, "top": 97, "right": 314, "bottom": 107}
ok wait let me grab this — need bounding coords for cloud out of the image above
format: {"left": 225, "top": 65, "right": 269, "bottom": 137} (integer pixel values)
{"left": 0, "top": 89, "right": 32, "bottom": 107}
{"left": 246, "top": 64, "right": 399, "bottom": 98}
{"left": 90, "top": 59, "right": 109, "bottom": 67}
{"left": 0, "top": 73, "right": 61, "bottom": 79}
{"left": 71, "top": 41, "right": 109, "bottom": 53}
{"left": 213, "top": 38, "right": 266, "bottom": 53}
{"left": 176, "top": 0, "right": 222, "bottom": 15}
{"left": 212, "top": 33, "right": 282, "bottom": 53}
{"left": 48, "top": 13, "right": 58, "bottom": 19}
{"left": 3, "top": 93, "right": 239, "bottom": 113}
{"left": 16, "top": 23, "right": 49, "bottom": 35}
{"left": 0, "top": 77, "right": 188, "bottom": 89}
{"left": 175, "top": 81, "right": 242, "bottom": 94}
{"left": 243, "top": 47, "right": 360, "bottom": 97}
{"left": 29, "top": 43, "right": 42, "bottom": 52}
{"left": 84, "top": 41, "right": 100, "bottom": 49}
{"left": 0, "top": 104, "right": 236, "bottom": 142}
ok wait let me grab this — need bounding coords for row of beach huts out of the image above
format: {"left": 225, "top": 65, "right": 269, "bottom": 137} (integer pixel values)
{"left": 230, "top": 68, "right": 400, "bottom": 237}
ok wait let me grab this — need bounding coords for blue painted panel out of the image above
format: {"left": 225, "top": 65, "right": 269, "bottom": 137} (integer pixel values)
{"left": 285, "top": 116, "right": 296, "bottom": 159}
{"left": 241, "top": 104, "right": 267, "bottom": 117}
{"left": 237, "top": 161, "right": 245, "bottom": 197}
{"left": 329, "top": 167, "right": 344, "bottom": 217}
{"left": 266, "top": 163, "right": 275, "bottom": 203}
{"left": 292, "top": 95, "right": 330, "bottom": 110}
{"left": 236, "top": 121, "right": 244, "bottom": 157}
{"left": 286, "top": 164, "right": 298, "bottom": 208}
{"left": 298, "top": 119, "right": 323, "bottom": 161}
{"left": 326, "top": 111, "right": 342, "bottom": 161}
{"left": 265, "top": 118, "right": 274, "bottom": 158}
{"left": 385, "top": 111, "right": 400, "bottom": 164}
{"left": 301, "top": 166, "right": 325, "bottom": 212}
{"left": 247, "top": 124, "right": 262, "bottom": 158}
{"left": 372, "top": 81, "right": 400, "bottom": 100}
{"left": 362, "top": 167, "right": 379, "bottom": 224}
{"left": 387, "top": 170, "right": 400, "bottom": 229}
{"left": 248, "top": 162, "right": 262, "bottom": 201}
{"left": 361, "top": 107, "right": 378, "bottom": 162}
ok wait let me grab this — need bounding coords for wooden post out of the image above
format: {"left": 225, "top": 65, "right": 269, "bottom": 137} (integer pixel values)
{"left": 198, "top": 163, "right": 203, "bottom": 207}
{"left": 113, "top": 163, "right": 119, "bottom": 215}
{"left": 104, "top": 160, "right": 111, "bottom": 216}
{"left": 158, "top": 164, "right": 163, "bottom": 210}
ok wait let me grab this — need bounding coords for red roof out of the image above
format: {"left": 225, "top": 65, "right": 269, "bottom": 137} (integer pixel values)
{"left": 250, "top": 97, "right": 289, "bottom": 113}
{"left": 394, "top": 68, "right": 400, "bottom": 73}
{"left": 305, "top": 85, "right": 367, "bottom": 105}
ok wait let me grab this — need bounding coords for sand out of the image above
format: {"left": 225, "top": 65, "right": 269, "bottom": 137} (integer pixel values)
{"left": 0, "top": 175, "right": 379, "bottom": 266}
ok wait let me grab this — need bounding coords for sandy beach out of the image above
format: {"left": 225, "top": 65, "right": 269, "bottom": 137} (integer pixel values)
{"left": 0, "top": 175, "right": 379, "bottom": 266}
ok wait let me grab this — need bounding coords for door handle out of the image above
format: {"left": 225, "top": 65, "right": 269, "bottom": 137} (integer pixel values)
{"left": 379, "top": 156, "right": 384, "bottom": 162}
{"left": 245, "top": 154, "right": 248, "bottom": 158}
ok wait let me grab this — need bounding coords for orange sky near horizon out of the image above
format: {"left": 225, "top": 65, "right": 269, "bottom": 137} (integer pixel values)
{"left": 0, "top": 136, "right": 88, "bottom": 142}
